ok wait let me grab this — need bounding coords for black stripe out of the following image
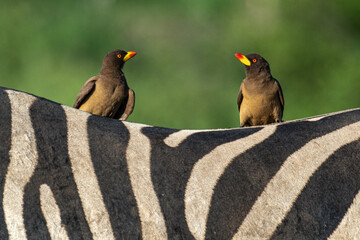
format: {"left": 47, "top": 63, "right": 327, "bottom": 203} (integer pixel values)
{"left": 271, "top": 139, "right": 360, "bottom": 239}
{"left": 205, "top": 109, "right": 360, "bottom": 239}
{"left": 87, "top": 116, "right": 142, "bottom": 239}
{"left": 142, "top": 126, "right": 261, "bottom": 239}
{"left": 25, "top": 99, "right": 92, "bottom": 239}
{"left": 0, "top": 89, "right": 11, "bottom": 239}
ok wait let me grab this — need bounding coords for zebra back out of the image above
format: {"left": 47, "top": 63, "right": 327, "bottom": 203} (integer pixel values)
{"left": 0, "top": 87, "right": 359, "bottom": 239}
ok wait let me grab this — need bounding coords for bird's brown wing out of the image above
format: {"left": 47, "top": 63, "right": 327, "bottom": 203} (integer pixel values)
{"left": 118, "top": 88, "right": 135, "bottom": 120}
{"left": 73, "top": 76, "right": 97, "bottom": 109}
{"left": 237, "top": 83, "right": 243, "bottom": 111}
{"left": 274, "top": 79, "right": 284, "bottom": 112}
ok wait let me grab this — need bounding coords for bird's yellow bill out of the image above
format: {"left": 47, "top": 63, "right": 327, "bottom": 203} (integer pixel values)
{"left": 123, "top": 51, "right": 137, "bottom": 62}
{"left": 235, "top": 53, "right": 251, "bottom": 66}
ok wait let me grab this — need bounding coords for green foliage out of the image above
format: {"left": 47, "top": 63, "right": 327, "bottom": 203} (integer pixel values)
{"left": 1, "top": 0, "right": 359, "bottom": 129}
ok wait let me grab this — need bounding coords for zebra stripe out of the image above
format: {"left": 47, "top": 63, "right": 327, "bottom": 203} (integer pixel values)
{"left": 164, "top": 128, "right": 229, "bottom": 148}
{"left": 28, "top": 97, "right": 92, "bottom": 239}
{"left": 233, "top": 121, "right": 360, "bottom": 239}
{"left": 185, "top": 125, "right": 277, "bottom": 240}
{"left": 164, "top": 130, "right": 197, "bottom": 147}
{"left": 329, "top": 190, "right": 360, "bottom": 239}
{"left": 3, "top": 91, "right": 38, "bottom": 240}
{"left": 306, "top": 115, "right": 327, "bottom": 122}
{"left": 0, "top": 89, "right": 11, "bottom": 239}
{"left": 40, "top": 184, "right": 69, "bottom": 240}
{"left": 64, "top": 107, "right": 114, "bottom": 239}
{"left": 124, "top": 122, "right": 167, "bottom": 240}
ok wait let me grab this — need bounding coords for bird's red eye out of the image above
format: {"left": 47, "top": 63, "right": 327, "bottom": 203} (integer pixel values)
{"left": 117, "top": 54, "right": 122, "bottom": 58}
{"left": 252, "top": 59, "right": 257, "bottom": 63}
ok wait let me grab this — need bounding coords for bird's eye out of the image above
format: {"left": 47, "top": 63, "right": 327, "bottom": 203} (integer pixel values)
{"left": 252, "top": 59, "right": 257, "bottom": 63}
{"left": 117, "top": 54, "right": 122, "bottom": 58}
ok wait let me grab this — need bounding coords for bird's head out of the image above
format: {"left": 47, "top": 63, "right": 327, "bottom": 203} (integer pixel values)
{"left": 235, "top": 53, "right": 270, "bottom": 76}
{"left": 101, "top": 49, "right": 136, "bottom": 74}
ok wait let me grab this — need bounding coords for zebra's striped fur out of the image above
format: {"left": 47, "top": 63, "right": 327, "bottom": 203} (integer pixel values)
{"left": 0, "top": 87, "right": 359, "bottom": 239}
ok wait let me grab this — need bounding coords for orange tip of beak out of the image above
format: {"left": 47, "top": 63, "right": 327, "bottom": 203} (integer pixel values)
{"left": 235, "top": 53, "right": 251, "bottom": 66}
{"left": 235, "top": 53, "right": 244, "bottom": 59}
{"left": 123, "top": 51, "right": 136, "bottom": 62}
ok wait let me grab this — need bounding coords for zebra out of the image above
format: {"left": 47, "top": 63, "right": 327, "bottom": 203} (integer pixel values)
{"left": 0, "top": 86, "right": 359, "bottom": 239}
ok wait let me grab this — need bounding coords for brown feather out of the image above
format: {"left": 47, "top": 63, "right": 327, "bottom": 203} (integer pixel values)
{"left": 73, "top": 76, "right": 97, "bottom": 109}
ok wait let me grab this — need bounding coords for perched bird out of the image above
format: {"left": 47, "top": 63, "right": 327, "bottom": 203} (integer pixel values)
{"left": 235, "top": 53, "right": 284, "bottom": 127}
{"left": 74, "top": 49, "right": 136, "bottom": 120}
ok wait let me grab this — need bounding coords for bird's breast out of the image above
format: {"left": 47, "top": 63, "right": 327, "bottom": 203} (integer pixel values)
{"left": 240, "top": 84, "right": 282, "bottom": 124}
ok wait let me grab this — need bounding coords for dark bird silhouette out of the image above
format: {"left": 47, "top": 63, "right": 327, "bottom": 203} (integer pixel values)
{"left": 74, "top": 49, "right": 136, "bottom": 120}
{"left": 235, "top": 53, "right": 284, "bottom": 127}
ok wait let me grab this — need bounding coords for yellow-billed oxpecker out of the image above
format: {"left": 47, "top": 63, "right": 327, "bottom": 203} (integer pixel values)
{"left": 235, "top": 53, "right": 284, "bottom": 127}
{"left": 74, "top": 49, "right": 136, "bottom": 120}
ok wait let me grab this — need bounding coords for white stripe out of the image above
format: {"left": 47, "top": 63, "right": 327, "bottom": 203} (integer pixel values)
{"left": 306, "top": 115, "right": 327, "bottom": 122}
{"left": 64, "top": 107, "right": 114, "bottom": 239}
{"left": 185, "top": 126, "right": 277, "bottom": 240}
{"left": 329, "top": 190, "right": 360, "bottom": 239}
{"left": 164, "top": 130, "right": 201, "bottom": 147}
{"left": 3, "top": 91, "right": 38, "bottom": 240}
{"left": 164, "top": 128, "right": 228, "bottom": 148}
{"left": 40, "top": 184, "right": 69, "bottom": 240}
{"left": 233, "top": 121, "right": 360, "bottom": 239}
{"left": 124, "top": 122, "right": 167, "bottom": 240}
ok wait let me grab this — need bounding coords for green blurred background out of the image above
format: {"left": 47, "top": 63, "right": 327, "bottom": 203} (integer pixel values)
{"left": 1, "top": 0, "right": 359, "bottom": 129}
